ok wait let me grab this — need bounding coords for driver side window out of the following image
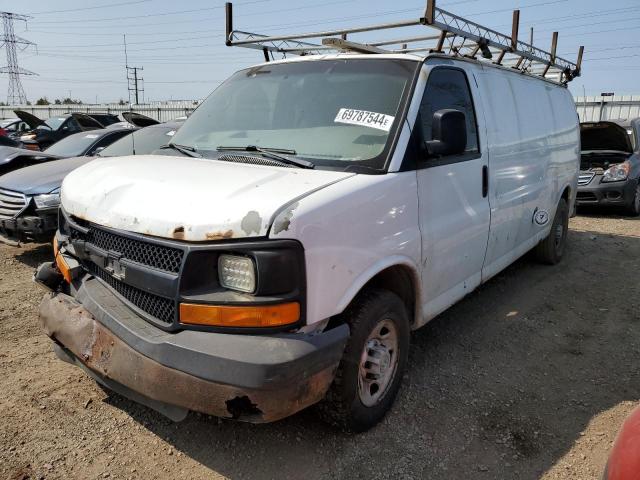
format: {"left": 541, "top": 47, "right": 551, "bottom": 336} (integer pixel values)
{"left": 419, "top": 68, "right": 479, "bottom": 154}
{"left": 62, "top": 118, "right": 80, "bottom": 133}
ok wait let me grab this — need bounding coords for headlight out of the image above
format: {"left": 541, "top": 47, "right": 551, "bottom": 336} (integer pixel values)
{"left": 33, "top": 190, "right": 61, "bottom": 209}
{"left": 602, "top": 161, "right": 630, "bottom": 183}
{"left": 218, "top": 254, "right": 256, "bottom": 293}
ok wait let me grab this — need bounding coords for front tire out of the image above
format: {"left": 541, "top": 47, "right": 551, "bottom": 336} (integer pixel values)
{"left": 535, "top": 198, "right": 569, "bottom": 265}
{"left": 626, "top": 182, "right": 640, "bottom": 217}
{"left": 317, "top": 288, "right": 410, "bottom": 432}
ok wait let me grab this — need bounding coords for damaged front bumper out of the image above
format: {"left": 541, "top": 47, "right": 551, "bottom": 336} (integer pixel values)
{"left": 0, "top": 210, "right": 57, "bottom": 244}
{"left": 37, "top": 266, "right": 348, "bottom": 422}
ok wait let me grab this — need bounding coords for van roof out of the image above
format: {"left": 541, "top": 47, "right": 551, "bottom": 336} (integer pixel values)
{"left": 247, "top": 52, "right": 425, "bottom": 67}
{"left": 239, "top": 52, "right": 571, "bottom": 89}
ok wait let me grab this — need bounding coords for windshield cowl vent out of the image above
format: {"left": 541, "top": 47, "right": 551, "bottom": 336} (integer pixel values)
{"left": 217, "top": 154, "right": 294, "bottom": 168}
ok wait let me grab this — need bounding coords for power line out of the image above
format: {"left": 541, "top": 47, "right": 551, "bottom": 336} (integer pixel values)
{"left": 27, "top": 0, "right": 152, "bottom": 15}
{"left": 30, "top": 0, "right": 270, "bottom": 25}
{"left": 26, "top": 0, "right": 569, "bottom": 50}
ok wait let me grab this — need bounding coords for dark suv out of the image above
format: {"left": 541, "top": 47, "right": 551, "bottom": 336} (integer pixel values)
{"left": 577, "top": 119, "right": 640, "bottom": 216}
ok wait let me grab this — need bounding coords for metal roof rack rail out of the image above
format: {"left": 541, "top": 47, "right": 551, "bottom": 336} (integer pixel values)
{"left": 224, "top": 0, "right": 583, "bottom": 85}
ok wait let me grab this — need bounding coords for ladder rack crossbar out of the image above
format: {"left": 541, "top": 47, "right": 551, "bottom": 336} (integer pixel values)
{"left": 224, "top": 0, "right": 583, "bottom": 84}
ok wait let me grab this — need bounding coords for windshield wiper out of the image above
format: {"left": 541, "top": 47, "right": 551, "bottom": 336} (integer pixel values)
{"left": 216, "top": 145, "right": 314, "bottom": 169}
{"left": 159, "top": 143, "right": 202, "bottom": 158}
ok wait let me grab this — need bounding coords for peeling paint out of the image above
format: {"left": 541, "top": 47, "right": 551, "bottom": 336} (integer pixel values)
{"left": 172, "top": 226, "right": 185, "bottom": 240}
{"left": 240, "top": 211, "right": 262, "bottom": 236}
{"left": 273, "top": 202, "right": 299, "bottom": 235}
{"left": 205, "top": 230, "right": 234, "bottom": 241}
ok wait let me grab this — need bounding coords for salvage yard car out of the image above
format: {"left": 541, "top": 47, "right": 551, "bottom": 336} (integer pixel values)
{"left": 0, "top": 126, "right": 132, "bottom": 176}
{"left": 35, "top": 4, "right": 581, "bottom": 432}
{"left": 0, "top": 122, "right": 181, "bottom": 244}
{"left": 13, "top": 110, "right": 105, "bottom": 150}
{"left": 577, "top": 119, "right": 640, "bottom": 216}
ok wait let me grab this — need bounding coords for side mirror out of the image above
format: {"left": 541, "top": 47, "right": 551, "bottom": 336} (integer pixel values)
{"left": 92, "top": 146, "right": 105, "bottom": 155}
{"left": 425, "top": 109, "right": 467, "bottom": 157}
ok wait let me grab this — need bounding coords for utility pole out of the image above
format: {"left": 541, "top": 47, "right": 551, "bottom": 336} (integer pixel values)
{"left": 0, "top": 12, "right": 37, "bottom": 105}
{"left": 123, "top": 35, "right": 143, "bottom": 105}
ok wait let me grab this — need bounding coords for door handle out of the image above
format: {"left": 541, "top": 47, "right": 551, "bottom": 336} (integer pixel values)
{"left": 482, "top": 165, "right": 489, "bottom": 198}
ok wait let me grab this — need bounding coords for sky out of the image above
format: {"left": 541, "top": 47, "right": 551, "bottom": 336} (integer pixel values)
{"left": 2, "top": 0, "right": 638, "bottom": 104}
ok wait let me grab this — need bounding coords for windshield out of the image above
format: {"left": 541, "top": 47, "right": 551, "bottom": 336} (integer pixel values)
{"left": 44, "top": 131, "right": 102, "bottom": 156}
{"left": 99, "top": 125, "right": 177, "bottom": 156}
{"left": 171, "top": 59, "right": 417, "bottom": 170}
{"left": 38, "top": 117, "right": 67, "bottom": 131}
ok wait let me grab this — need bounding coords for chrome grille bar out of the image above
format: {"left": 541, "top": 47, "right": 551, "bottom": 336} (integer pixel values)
{"left": 578, "top": 172, "right": 596, "bottom": 186}
{"left": 0, "top": 189, "right": 28, "bottom": 220}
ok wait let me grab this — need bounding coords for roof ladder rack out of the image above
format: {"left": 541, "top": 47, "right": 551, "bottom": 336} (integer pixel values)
{"left": 225, "top": 0, "right": 584, "bottom": 85}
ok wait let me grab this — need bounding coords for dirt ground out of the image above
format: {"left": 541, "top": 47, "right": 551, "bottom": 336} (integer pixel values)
{"left": 1, "top": 212, "right": 639, "bottom": 480}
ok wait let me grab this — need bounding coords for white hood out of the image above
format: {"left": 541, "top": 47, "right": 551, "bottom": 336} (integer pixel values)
{"left": 61, "top": 155, "right": 354, "bottom": 241}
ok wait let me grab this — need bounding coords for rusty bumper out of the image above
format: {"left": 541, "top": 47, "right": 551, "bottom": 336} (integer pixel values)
{"left": 39, "top": 277, "right": 348, "bottom": 423}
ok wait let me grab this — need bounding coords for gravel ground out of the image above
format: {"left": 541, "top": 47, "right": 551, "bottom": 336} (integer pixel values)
{"left": 1, "top": 212, "right": 639, "bottom": 480}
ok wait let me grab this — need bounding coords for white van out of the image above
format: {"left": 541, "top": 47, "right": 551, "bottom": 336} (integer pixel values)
{"left": 36, "top": 7, "right": 580, "bottom": 432}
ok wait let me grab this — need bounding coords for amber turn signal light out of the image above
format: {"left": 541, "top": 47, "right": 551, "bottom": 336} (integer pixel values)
{"left": 179, "top": 302, "right": 300, "bottom": 328}
{"left": 53, "top": 236, "right": 72, "bottom": 283}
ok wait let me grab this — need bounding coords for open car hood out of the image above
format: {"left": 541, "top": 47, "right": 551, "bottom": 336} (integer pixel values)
{"left": 122, "top": 112, "right": 160, "bottom": 127}
{"left": 581, "top": 122, "right": 633, "bottom": 153}
{"left": 13, "top": 110, "right": 44, "bottom": 129}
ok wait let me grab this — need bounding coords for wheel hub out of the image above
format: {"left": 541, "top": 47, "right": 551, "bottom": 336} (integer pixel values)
{"left": 358, "top": 319, "right": 399, "bottom": 407}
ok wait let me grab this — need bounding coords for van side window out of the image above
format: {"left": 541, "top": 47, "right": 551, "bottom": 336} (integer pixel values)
{"left": 420, "top": 68, "right": 479, "bottom": 154}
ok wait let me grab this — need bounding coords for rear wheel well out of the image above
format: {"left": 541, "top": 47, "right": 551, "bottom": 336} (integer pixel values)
{"left": 328, "top": 265, "right": 417, "bottom": 330}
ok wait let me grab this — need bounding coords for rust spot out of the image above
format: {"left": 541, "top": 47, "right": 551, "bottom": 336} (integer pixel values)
{"left": 205, "top": 230, "right": 234, "bottom": 240}
{"left": 173, "top": 226, "right": 185, "bottom": 240}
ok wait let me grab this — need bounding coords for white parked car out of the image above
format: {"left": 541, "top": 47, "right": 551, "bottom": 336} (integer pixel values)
{"left": 36, "top": 20, "right": 580, "bottom": 431}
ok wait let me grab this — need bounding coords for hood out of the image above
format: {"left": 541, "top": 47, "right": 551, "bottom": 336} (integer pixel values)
{"left": 61, "top": 155, "right": 355, "bottom": 241}
{"left": 580, "top": 122, "right": 633, "bottom": 153}
{"left": 122, "top": 112, "right": 160, "bottom": 127}
{"left": 13, "top": 110, "right": 44, "bottom": 129}
{"left": 0, "top": 156, "right": 93, "bottom": 195}
{"left": 0, "top": 146, "right": 60, "bottom": 165}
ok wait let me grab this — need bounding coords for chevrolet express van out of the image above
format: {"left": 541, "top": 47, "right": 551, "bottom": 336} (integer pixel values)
{"left": 36, "top": 52, "right": 579, "bottom": 431}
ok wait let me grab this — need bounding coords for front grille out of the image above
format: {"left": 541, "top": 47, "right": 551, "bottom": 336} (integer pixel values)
{"left": 0, "top": 189, "right": 28, "bottom": 220}
{"left": 85, "top": 224, "right": 184, "bottom": 273}
{"left": 578, "top": 172, "right": 596, "bottom": 186}
{"left": 66, "top": 217, "right": 183, "bottom": 327}
{"left": 87, "top": 262, "right": 176, "bottom": 324}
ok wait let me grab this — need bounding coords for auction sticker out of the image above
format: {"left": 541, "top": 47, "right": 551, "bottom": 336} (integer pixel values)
{"left": 334, "top": 108, "right": 395, "bottom": 132}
